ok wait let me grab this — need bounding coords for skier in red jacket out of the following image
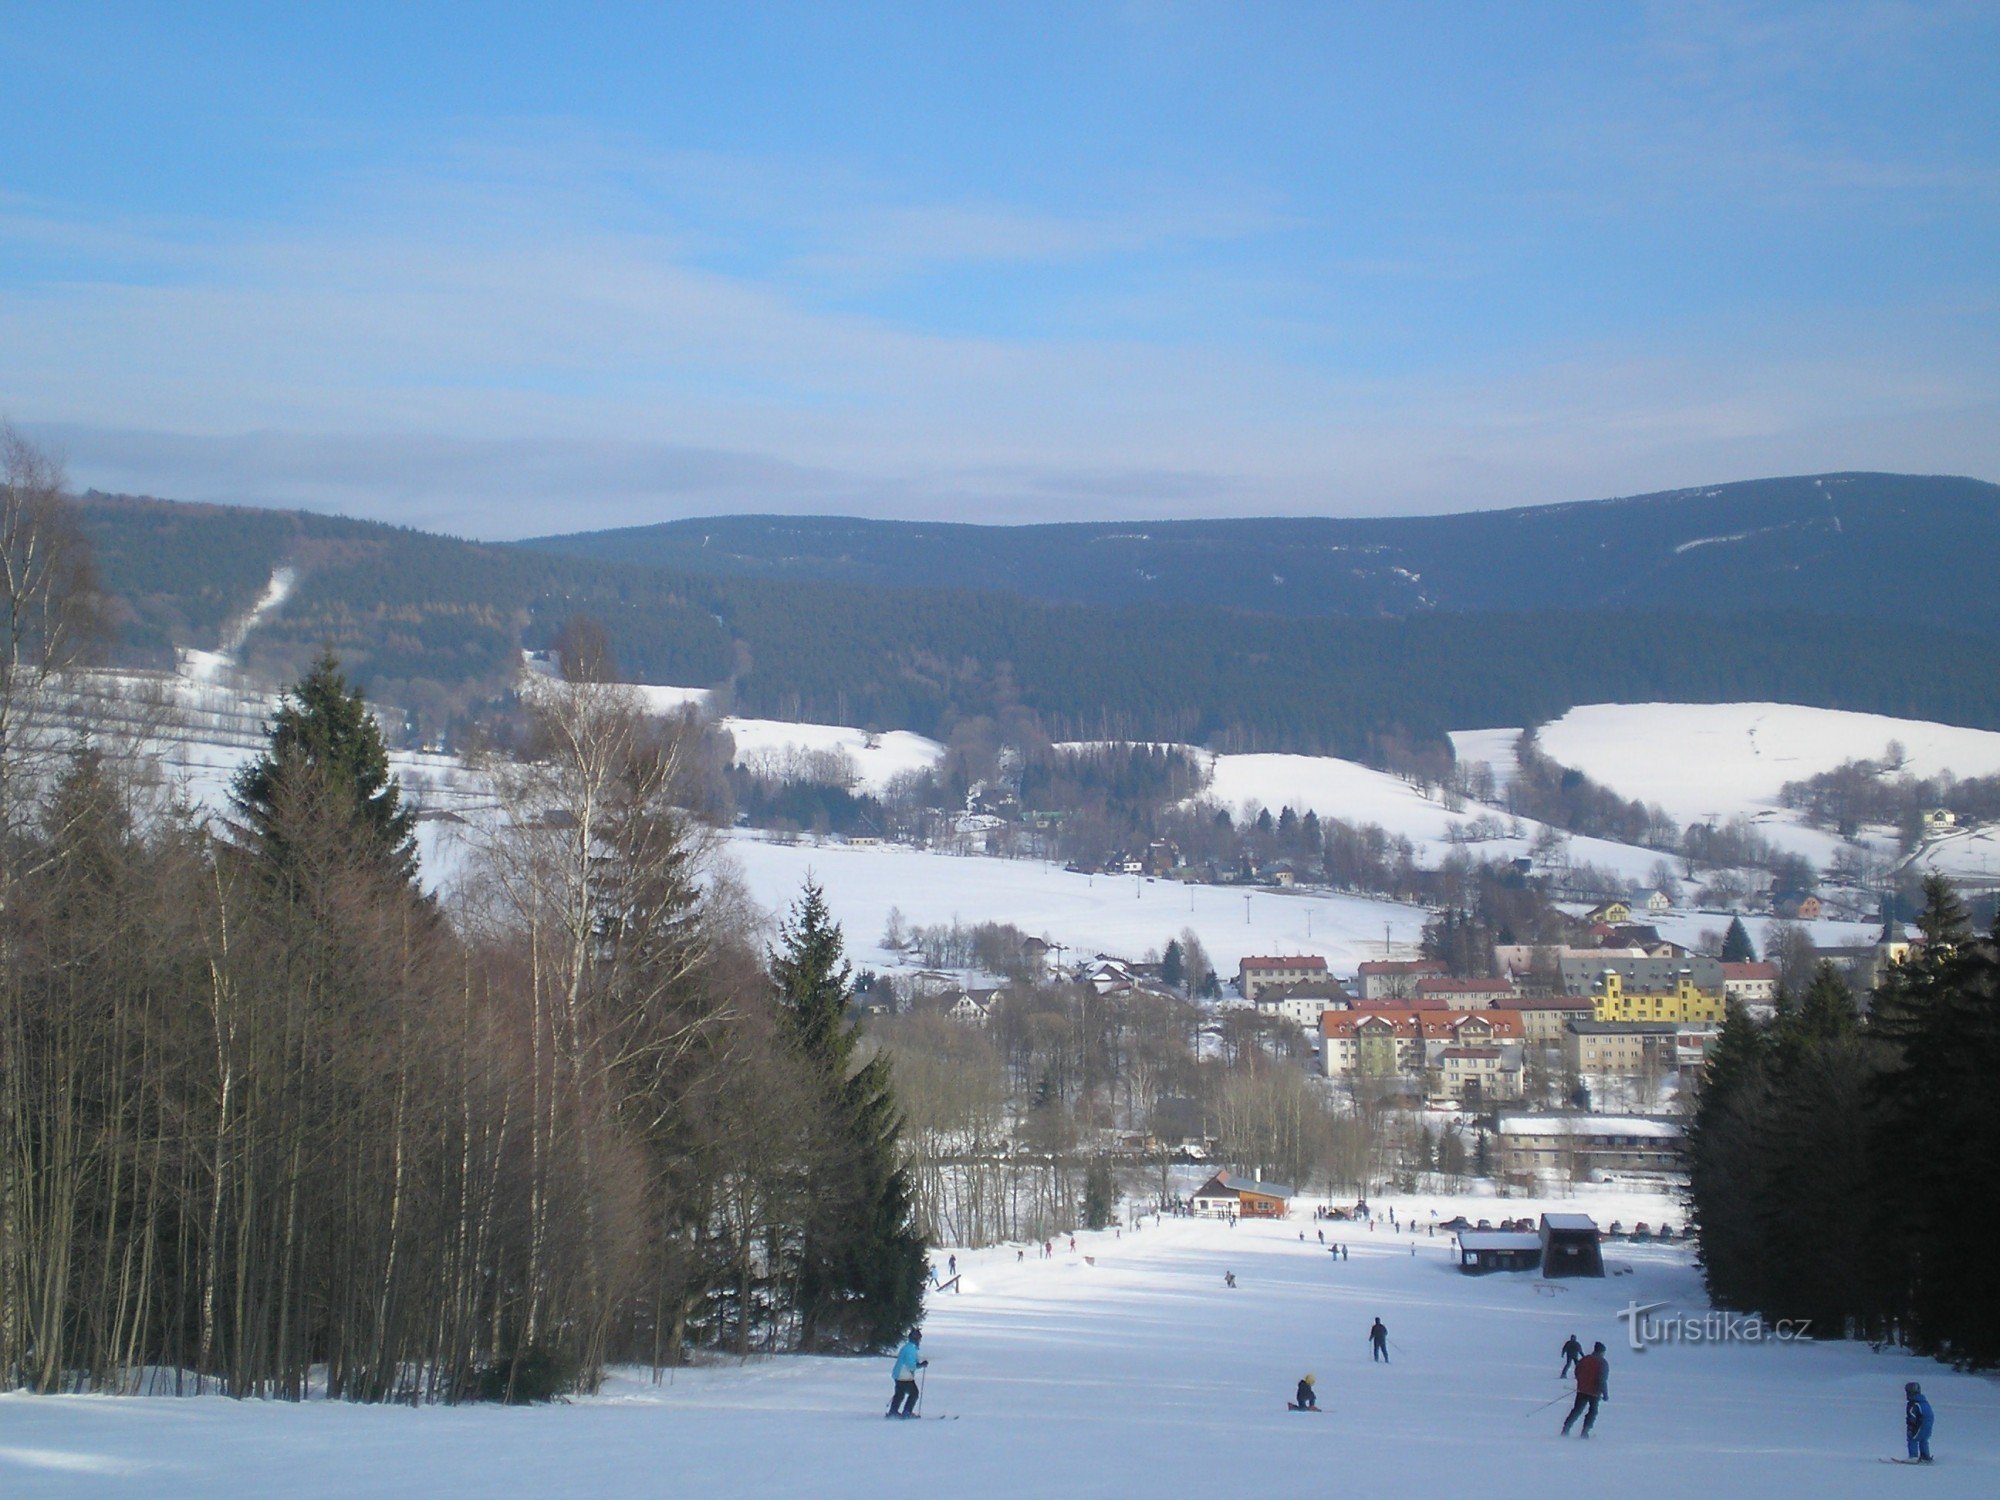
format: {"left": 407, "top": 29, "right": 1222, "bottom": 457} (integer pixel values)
{"left": 1561, "top": 1342, "right": 1609, "bottom": 1438}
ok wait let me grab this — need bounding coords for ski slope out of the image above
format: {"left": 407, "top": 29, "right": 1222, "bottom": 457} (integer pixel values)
{"left": 720, "top": 832, "right": 1428, "bottom": 977}
{"left": 6, "top": 1188, "right": 1990, "bottom": 1498}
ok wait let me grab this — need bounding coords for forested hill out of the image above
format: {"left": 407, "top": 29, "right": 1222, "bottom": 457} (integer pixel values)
{"left": 522, "top": 472, "right": 2000, "bottom": 633}
{"left": 75, "top": 485, "right": 2000, "bottom": 756}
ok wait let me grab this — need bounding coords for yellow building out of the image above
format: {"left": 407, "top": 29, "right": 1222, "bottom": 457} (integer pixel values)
{"left": 1590, "top": 969, "right": 1724, "bottom": 1024}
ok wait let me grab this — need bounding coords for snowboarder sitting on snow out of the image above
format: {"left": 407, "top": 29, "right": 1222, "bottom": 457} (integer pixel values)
{"left": 1905, "top": 1381, "right": 1934, "bottom": 1463}
{"left": 1293, "top": 1374, "right": 1319, "bottom": 1411}
{"left": 1561, "top": 1342, "right": 1609, "bottom": 1438}
{"left": 1369, "top": 1318, "right": 1389, "bottom": 1362}
{"left": 887, "top": 1328, "right": 927, "bottom": 1418}
{"left": 1560, "top": 1333, "right": 1583, "bottom": 1378}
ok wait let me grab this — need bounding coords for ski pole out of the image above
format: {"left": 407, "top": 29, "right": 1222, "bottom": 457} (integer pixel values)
{"left": 917, "top": 1362, "right": 927, "bottom": 1417}
{"left": 1524, "top": 1392, "right": 1569, "bottom": 1417}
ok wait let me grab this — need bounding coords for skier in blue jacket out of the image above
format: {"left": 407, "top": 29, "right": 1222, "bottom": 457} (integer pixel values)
{"left": 1905, "top": 1381, "right": 1934, "bottom": 1463}
{"left": 887, "top": 1329, "right": 927, "bottom": 1418}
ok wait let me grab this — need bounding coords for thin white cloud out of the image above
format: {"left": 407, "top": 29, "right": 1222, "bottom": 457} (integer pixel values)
{"left": 1, "top": 123, "right": 1996, "bottom": 533}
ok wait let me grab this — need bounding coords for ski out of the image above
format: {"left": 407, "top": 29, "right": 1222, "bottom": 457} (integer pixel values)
{"left": 1880, "top": 1458, "right": 1933, "bottom": 1465}
{"left": 1285, "top": 1404, "right": 1324, "bottom": 1412}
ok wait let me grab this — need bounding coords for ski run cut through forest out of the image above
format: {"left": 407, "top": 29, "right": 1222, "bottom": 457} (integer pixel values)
{"left": 4, "top": 1187, "right": 1994, "bottom": 1498}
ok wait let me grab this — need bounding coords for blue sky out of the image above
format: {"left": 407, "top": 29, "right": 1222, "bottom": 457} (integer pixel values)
{"left": 2, "top": 2, "right": 1996, "bottom": 537}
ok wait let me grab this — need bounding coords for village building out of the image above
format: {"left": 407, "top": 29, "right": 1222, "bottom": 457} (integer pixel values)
{"left": 945, "top": 990, "right": 996, "bottom": 1026}
{"left": 1354, "top": 958, "right": 1447, "bottom": 1001}
{"left": 1770, "top": 889, "right": 1822, "bottom": 921}
{"left": 1496, "top": 1116, "right": 1684, "bottom": 1182}
{"left": 1236, "top": 954, "right": 1329, "bottom": 1002}
{"left": 1559, "top": 952, "right": 1723, "bottom": 997}
{"left": 1432, "top": 1044, "right": 1525, "bottom": 1105}
{"left": 1540, "top": 1213, "right": 1606, "bottom": 1278}
{"left": 1508, "top": 994, "right": 1598, "bottom": 1044}
{"left": 1321, "top": 1008, "right": 1526, "bottom": 1083}
{"left": 1720, "top": 960, "right": 1779, "bottom": 1014}
{"left": 1455, "top": 1228, "right": 1544, "bottom": 1274}
{"left": 1583, "top": 899, "right": 1632, "bottom": 924}
{"left": 1584, "top": 968, "right": 1725, "bottom": 1025}
{"left": 1563, "top": 1019, "right": 1679, "bottom": 1076}
{"left": 1188, "top": 1171, "right": 1293, "bottom": 1219}
{"left": 1413, "top": 974, "right": 1518, "bottom": 1006}
{"left": 1253, "top": 979, "right": 1355, "bottom": 1029}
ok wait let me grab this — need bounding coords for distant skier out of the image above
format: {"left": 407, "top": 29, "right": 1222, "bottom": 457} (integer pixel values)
{"left": 1561, "top": 1342, "right": 1609, "bottom": 1438}
{"left": 887, "top": 1328, "right": 927, "bottom": 1419}
{"left": 1560, "top": 1334, "right": 1583, "bottom": 1378}
{"left": 1905, "top": 1381, "right": 1935, "bottom": 1463}
{"left": 1341, "top": 1244, "right": 1349, "bottom": 1261}
{"left": 1318, "top": 1229, "right": 1325, "bottom": 1245}
{"left": 1291, "top": 1374, "right": 1319, "bottom": 1411}
{"left": 948, "top": 1254, "right": 957, "bottom": 1279}
{"left": 1369, "top": 1318, "right": 1389, "bottom": 1362}
{"left": 1225, "top": 1270, "right": 1237, "bottom": 1288}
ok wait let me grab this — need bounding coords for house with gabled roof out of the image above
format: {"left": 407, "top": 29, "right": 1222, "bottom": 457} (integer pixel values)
{"left": 1189, "top": 1170, "right": 1293, "bottom": 1220}
{"left": 1236, "top": 954, "right": 1328, "bottom": 1002}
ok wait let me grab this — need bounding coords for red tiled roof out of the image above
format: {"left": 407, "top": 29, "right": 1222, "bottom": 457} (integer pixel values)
{"left": 1415, "top": 976, "right": 1516, "bottom": 994}
{"left": 1323, "top": 1008, "right": 1524, "bottom": 1040}
{"left": 1356, "top": 959, "right": 1447, "bottom": 976}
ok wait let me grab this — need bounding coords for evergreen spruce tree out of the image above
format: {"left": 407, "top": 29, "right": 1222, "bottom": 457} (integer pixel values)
{"left": 1757, "top": 964, "right": 1884, "bottom": 1334}
{"left": 772, "top": 881, "right": 925, "bottom": 1351}
{"left": 1161, "top": 939, "right": 1185, "bottom": 993}
{"left": 1869, "top": 874, "right": 2000, "bottom": 1363}
{"left": 232, "top": 648, "right": 418, "bottom": 885}
{"left": 1083, "top": 1158, "right": 1116, "bottom": 1230}
{"left": 1685, "top": 1001, "right": 1774, "bottom": 1312}
{"left": 1720, "top": 915, "right": 1758, "bottom": 964}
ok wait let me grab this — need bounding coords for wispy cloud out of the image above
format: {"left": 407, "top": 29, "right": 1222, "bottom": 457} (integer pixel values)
{"left": 2, "top": 103, "right": 1996, "bottom": 534}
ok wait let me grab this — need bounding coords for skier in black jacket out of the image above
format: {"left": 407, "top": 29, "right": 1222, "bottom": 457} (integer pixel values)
{"left": 1560, "top": 1334, "right": 1583, "bottom": 1378}
{"left": 1293, "top": 1374, "right": 1319, "bottom": 1410}
{"left": 1368, "top": 1318, "right": 1389, "bottom": 1362}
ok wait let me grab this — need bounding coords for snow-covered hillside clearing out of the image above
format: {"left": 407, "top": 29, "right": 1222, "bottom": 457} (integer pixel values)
{"left": 721, "top": 831, "right": 1427, "bottom": 978}
{"left": 6, "top": 1187, "right": 1989, "bottom": 1498}
{"left": 717, "top": 832, "right": 1875, "bottom": 984}
{"left": 1454, "top": 703, "right": 2000, "bottom": 866}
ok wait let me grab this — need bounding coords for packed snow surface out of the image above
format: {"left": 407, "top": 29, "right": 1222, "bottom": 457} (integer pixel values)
{"left": 5, "top": 1188, "right": 1990, "bottom": 1498}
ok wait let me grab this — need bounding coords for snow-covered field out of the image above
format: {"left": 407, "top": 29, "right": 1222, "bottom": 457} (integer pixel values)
{"left": 722, "top": 718, "right": 943, "bottom": 796}
{"left": 6, "top": 1188, "right": 1990, "bottom": 1498}
{"left": 721, "top": 832, "right": 1428, "bottom": 976}
{"left": 1453, "top": 702, "right": 2000, "bottom": 867}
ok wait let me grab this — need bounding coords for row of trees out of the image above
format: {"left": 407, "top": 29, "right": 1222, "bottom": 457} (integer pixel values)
{"left": 0, "top": 655, "right": 923, "bottom": 1399}
{"left": 0, "top": 437, "right": 924, "bottom": 1399}
{"left": 1687, "top": 875, "right": 2000, "bottom": 1367}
